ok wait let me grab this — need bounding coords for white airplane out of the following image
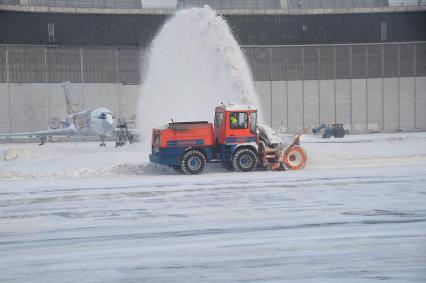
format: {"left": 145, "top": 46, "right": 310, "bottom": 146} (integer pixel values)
{"left": 0, "top": 82, "right": 133, "bottom": 146}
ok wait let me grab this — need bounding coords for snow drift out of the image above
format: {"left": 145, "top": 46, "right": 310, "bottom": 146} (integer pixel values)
{"left": 1, "top": 133, "right": 426, "bottom": 180}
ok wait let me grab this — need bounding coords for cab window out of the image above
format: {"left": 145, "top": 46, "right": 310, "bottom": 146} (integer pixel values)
{"left": 230, "top": 112, "right": 248, "bottom": 129}
{"left": 250, "top": 112, "right": 257, "bottom": 134}
{"left": 214, "top": 112, "right": 224, "bottom": 127}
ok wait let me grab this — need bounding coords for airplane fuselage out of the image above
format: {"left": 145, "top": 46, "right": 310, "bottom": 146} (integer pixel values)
{"left": 68, "top": 108, "right": 116, "bottom": 136}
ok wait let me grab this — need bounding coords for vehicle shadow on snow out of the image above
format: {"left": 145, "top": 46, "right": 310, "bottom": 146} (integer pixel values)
{"left": 111, "top": 162, "right": 234, "bottom": 176}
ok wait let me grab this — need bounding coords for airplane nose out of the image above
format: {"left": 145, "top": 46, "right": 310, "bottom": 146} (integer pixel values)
{"left": 106, "top": 114, "right": 115, "bottom": 125}
{"left": 102, "top": 115, "right": 115, "bottom": 133}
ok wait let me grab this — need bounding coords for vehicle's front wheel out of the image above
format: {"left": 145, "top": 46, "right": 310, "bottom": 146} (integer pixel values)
{"left": 232, "top": 148, "right": 257, "bottom": 172}
{"left": 181, "top": 150, "right": 206, "bottom": 175}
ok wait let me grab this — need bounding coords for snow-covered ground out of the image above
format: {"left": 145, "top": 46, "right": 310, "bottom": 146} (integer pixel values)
{"left": 1, "top": 133, "right": 426, "bottom": 282}
{"left": 2, "top": 132, "right": 426, "bottom": 179}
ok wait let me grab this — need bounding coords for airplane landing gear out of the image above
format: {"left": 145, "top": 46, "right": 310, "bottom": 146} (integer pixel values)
{"left": 115, "top": 117, "right": 137, "bottom": 147}
{"left": 38, "top": 136, "right": 47, "bottom": 145}
{"left": 99, "top": 135, "right": 106, "bottom": 147}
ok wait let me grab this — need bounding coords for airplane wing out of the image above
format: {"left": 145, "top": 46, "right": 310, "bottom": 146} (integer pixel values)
{"left": 113, "top": 128, "right": 140, "bottom": 135}
{"left": 0, "top": 127, "right": 76, "bottom": 138}
{"left": 125, "top": 129, "right": 139, "bottom": 134}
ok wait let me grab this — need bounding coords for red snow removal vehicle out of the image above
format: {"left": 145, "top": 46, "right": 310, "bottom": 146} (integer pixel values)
{"left": 149, "top": 103, "right": 308, "bottom": 174}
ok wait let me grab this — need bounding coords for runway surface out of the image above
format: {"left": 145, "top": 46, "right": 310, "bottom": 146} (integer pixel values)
{"left": 1, "top": 167, "right": 426, "bottom": 282}
{"left": 1, "top": 133, "right": 426, "bottom": 282}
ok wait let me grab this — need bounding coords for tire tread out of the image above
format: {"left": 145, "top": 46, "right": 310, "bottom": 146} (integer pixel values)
{"left": 181, "top": 150, "right": 206, "bottom": 175}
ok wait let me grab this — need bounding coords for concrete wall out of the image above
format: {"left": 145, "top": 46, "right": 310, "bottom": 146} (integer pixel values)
{"left": 270, "top": 81, "right": 287, "bottom": 130}
{"left": 253, "top": 76, "right": 426, "bottom": 133}
{"left": 351, "top": 79, "right": 368, "bottom": 132}
{"left": 319, "top": 80, "right": 335, "bottom": 125}
{"left": 416, "top": 77, "right": 426, "bottom": 129}
{"left": 0, "top": 76, "right": 425, "bottom": 136}
{"left": 303, "top": 80, "right": 320, "bottom": 130}
{"left": 287, "top": 81, "right": 304, "bottom": 133}
{"left": 367, "top": 78, "right": 383, "bottom": 131}
{"left": 0, "top": 84, "right": 10, "bottom": 134}
{"left": 383, "top": 78, "right": 399, "bottom": 131}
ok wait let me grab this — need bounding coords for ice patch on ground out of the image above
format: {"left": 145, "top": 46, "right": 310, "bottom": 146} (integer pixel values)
{"left": 111, "top": 162, "right": 176, "bottom": 175}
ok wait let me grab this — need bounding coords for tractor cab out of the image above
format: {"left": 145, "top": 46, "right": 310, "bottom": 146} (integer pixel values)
{"left": 214, "top": 103, "right": 258, "bottom": 146}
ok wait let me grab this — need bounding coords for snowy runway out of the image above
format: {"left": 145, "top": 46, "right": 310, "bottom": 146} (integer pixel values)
{"left": 1, "top": 133, "right": 426, "bottom": 282}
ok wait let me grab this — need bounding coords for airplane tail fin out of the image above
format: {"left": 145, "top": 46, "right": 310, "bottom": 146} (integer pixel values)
{"left": 62, "top": 81, "right": 75, "bottom": 115}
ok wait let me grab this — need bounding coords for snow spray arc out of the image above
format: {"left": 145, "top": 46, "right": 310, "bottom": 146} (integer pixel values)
{"left": 137, "top": 6, "right": 261, "bottom": 144}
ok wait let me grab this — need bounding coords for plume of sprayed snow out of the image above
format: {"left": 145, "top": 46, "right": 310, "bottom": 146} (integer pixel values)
{"left": 137, "top": 6, "right": 261, "bottom": 144}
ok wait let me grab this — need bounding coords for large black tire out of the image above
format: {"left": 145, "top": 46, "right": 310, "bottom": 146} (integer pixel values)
{"left": 181, "top": 150, "right": 206, "bottom": 175}
{"left": 333, "top": 128, "right": 346, "bottom": 138}
{"left": 232, "top": 148, "right": 257, "bottom": 172}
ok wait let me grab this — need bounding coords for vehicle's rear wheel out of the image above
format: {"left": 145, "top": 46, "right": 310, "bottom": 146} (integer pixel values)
{"left": 232, "top": 148, "right": 257, "bottom": 172}
{"left": 283, "top": 146, "right": 307, "bottom": 170}
{"left": 181, "top": 150, "right": 206, "bottom": 175}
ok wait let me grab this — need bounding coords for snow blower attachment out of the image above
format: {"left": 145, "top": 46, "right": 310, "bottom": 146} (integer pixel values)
{"left": 257, "top": 124, "right": 308, "bottom": 171}
{"left": 149, "top": 103, "right": 308, "bottom": 174}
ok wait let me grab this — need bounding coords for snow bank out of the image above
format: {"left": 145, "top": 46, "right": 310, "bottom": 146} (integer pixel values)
{"left": 1, "top": 132, "right": 426, "bottom": 180}
{"left": 303, "top": 132, "right": 426, "bottom": 169}
{"left": 0, "top": 143, "right": 150, "bottom": 180}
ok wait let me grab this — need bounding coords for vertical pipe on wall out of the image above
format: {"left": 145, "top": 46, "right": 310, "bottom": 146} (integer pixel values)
{"left": 6, "top": 46, "right": 9, "bottom": 84}
{"left": 44, "top": 47, "right": 49, "bottom": 126}
{"left": 44, "top": 47, "right": 47, "bottom": 83}
{"left": 366, "top": 45, "right": 369, "bottom": 131}
{"left": 318, "top": 47, "right": 321, "bottom": 124}
{"left": 80, "top": 48, "right": 84, "bottom": 83}
{"left": 269, "top": 80, "right": 273, "bottom": 126}
{"left": 349, "top": 45, "right": 353, "bottom": 131}
{"left": 269, "top": 47, "right": 273, "bottom": 126}
{"left": 302, "top": 47, "right": 305, "bottom": 128}
{"left": 118, "top": 82, "right": 122, "bottom": 116}
{"left": 115, "top": 47, "right": 119, "bottom": 84}
{"left": 6, "top": 46, "right": 11, "bottom": 137}
{"left": 397, "top": 44, "right": 401, "bottom": 130}
{"left": 381, "top": 44, "right": 385, "bottom": 131}
{"left": 333, "top": 46, "right": 337, "bottom": 124}
{"left": 414, "top": 44, "right": 417, "bottom": 129}
{"left": 286, "top": 80, "right": 289, "bottom": 133}
{"left": 80, "top": 47, "right": 85, "bottom": 110}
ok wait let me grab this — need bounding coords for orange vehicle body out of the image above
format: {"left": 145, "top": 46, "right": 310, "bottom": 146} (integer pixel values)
{"left": 149, "top": 103, "right": 307, "bottom": 174}
{"left": 153, "top": 122, "right": 215, "bottom": 148}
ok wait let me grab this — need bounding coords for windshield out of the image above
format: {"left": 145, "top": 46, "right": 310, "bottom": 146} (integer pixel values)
{"left": 98, "top": 112, "right": 113, "bottom": 120}
{"left": 230, "top": 112, "right": 248, "bottom": 129}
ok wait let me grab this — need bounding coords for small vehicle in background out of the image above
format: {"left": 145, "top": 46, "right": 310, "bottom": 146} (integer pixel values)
{"left": 312, "top": 123, "right": 349, "bottom": 139}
